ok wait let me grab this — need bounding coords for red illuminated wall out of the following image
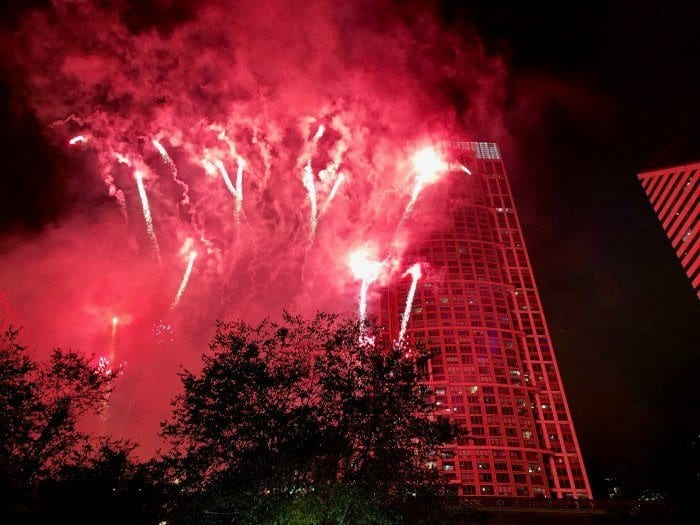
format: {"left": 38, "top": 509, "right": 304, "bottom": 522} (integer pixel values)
{"left": 638, "top": 163, "right": 699, "bottom": 299}
{"left": 378, "top": 142, "right": 592, "bottom": 499}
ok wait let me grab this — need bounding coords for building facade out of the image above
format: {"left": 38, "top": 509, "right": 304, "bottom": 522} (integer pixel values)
{"left": 638, "top": 163, "right": 699, "bottom": 299}
{"left": 378, "top": 142, "right": 592, "bottom": 499}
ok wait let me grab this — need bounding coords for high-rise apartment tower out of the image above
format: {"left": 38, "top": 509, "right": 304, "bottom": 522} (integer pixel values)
{"left": 378, "top": 142, "right": 592, "bottom": 499}
{"left": 638, "top": 162, "right": 699, "bottom": 299}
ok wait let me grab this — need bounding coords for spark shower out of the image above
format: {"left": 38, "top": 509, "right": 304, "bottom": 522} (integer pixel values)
{"left": 0, "top": 0, "right": 508, "bottom": 451}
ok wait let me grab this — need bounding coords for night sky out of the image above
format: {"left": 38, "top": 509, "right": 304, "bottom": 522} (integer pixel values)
{"left": 455, "top": 0, "right": 700, "bottom": 497}
{"left": 1, "top": 0, "right": 699, "bottom": 499}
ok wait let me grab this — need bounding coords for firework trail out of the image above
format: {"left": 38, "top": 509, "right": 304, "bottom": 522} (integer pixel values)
{"left": 314, "top": 124, "right": 325, "bottom": 140}
{"left": 397, "top": 263, "right": 422, "bottom": 344}
{"left": 399, "top": 146, "right": 448, "bottom": 228}
{"left": 152, "top": 138, "right": 190, "bottom": 207}
{"left": 302, "top": 162, "right": 318, "bottom": 240}
{"left": 321, "top": 172, "right": 345, "bottom": 215}
{"left": 111, "top": 315, "right": 118, "bottom": 342}
{"left": 203, "top": 124, "right": 247, "bottom": 224}
{"left": 171, "top": 249, "right": 198, "bottom": 310}
{"left": 97, "top": 315, "right": 120, "bottom": 422}
{"left": 214, "top": 159, "right": 237, "bottom": 199}
{"left": 234, "top": 156, "right": 245, "bottom": 224}
{"left": 348, "top": 248, "right": 384, "bottom": 328}
{"left": 69, "top": 135, "right": 88, "bottom": 145}
{"left": 318, "top": 123, "right": 349, "bottom": 219}
{"left": 460, "top": 164, "right": 472, "bottom": 175}
{"left": 299, "top": 123, "right": 327, "bottom": 243}
{"left": 134, "top": 169, "right": 161, "bottom": 262}
{"left": 69, "top": 134, "right": 131, "bottom": 218}
{"left": 213, "top": 158, "right": 245, "bottom": 224}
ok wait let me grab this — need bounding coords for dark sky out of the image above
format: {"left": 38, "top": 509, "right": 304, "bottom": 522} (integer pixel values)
{"left": 452, "top": 0, "right": 700, "bottom": 497}
{"left": 1, "top": 0, "right": 699, "bottom": 498}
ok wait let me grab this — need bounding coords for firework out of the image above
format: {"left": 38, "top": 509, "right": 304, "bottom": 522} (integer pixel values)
{"left": 235, "top": 156, "right": 245, "bottom": 223}
{"left": 134, "top": 169, "right": 161, "bottom": 262}
{"left": 4, "top": 0, "right": 524, "bottom": 459}
{"left": 154, "top": 320, "right": 175, "bottom": 344}
{"left": 460, "top": 164, "right": 472, "bottom": 175}
{"left": 171, "top": 250, "right": 198, "bottom": 310}
{"left": 321, "top": 172, "right": 345, "bottom": 216}
{"left": 397, "top": 263, "right": 422, "bottom": 343}
{"left": 298, "top": 123, "right": 328, "bottom": 242}
{"left": 348, "top": 248, "right": 384, "bottom": 327}
{"left": 214, "top": 158, "right": 244, "bottom": 224}
{"left": 152, "top": 138, "right": 190, "bottom": 207}
{"left": 97, "top": 355, "right": 113, "bottom": 376}
{"left": 69, "top": 135, "right": 88, "bottom": 145}
{"left": 302, "top": 162, "right": 318, "bottom": 240}
{"left": 402, "top": 146, "right": 447, "bottom": 221}
{"left": 214, "top": 159, "right": 237, "bottom": 198}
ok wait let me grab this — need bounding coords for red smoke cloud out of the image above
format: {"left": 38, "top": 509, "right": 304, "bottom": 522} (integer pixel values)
{"left": 0, "top": 0, "right": 509, "bottom": 454}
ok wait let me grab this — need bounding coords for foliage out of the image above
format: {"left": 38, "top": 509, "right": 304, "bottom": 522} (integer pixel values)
{"left": 160, "top": 313, "right": 461, "bottom": 523}
{"left": 0, "top": 327, "right": 123, "bottom": 518}
{"left": 37, "top": 439, "right": 164, "bottom": 524}
{"left": 0, "top": 327, "right": 116, "bottom": 484}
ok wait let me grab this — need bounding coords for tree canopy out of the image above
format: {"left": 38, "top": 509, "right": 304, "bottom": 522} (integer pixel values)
{"left": 160, "top": 313, "right": 461, "bottom": 523}
{"left": 1, "top": 315, "right": 464, "bottom": 524}
{"left": 0, "top": 327, "right": 116, "bottom": 488}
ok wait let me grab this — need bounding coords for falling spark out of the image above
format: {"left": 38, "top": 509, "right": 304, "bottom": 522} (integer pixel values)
{"left": 214, "top": 158, "right": 244, "bottom": 223}
{"left": 108, "top": 315, "right": 118, "bottom": 371}
{"left": 171, "top": 250, "right": 198, "bottom": 310}
{"left": 214, "top": 159, "right": 237, "bottom": 197}
{"left": 302, "top": 162, "right": 318, "bottom": 240}
{"left": 111, "top": 316, "right": 119, "bottom": 338}
{"left": 97, "top": 355, "right": 113, "bottom": 376}
{"left": 460, "top": 164, "right": 472, "bottom": 175}
{"left": 153, "top": 138, "right": 190, "bottom": 206}
{"left": 234, "top": 156, "right": 245, "bottom": 222}
{"left": 134, "top": 169, "right": 161, "bottom": 262}
{"left": 397, "top": 263, "right": 422, "bottom": 343}
{"left": 348, "top": 248, "right": 384, "bottom": 327}
{"left": 321, "top": 172, "right": 345, "bottom": 216}
{"left": 151, "top": 138, "right": 170, "bottom": 162}
{"left": 403, "top": 146, "right": 448, "bottom": 219}
{"left": 154, "top": 320, "right": 175, "bottom": 344}
{"left": 69, "top": 135, "right": 88, "bottom": 145}
{"left": 297, "top": 123, "right": 328, "bottom": 244}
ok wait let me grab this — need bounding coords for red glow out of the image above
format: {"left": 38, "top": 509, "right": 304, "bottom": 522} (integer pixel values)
{"left": 348, "top": 248, "right": 383, "bottom": 283}
{"left": 1, "top": 0, "right": 513, "bottom": 457}
{"left": 412, "top": 147, "right": 447, "bottom": 185}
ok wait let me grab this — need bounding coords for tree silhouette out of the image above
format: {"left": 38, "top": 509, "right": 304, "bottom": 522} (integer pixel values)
{"left": 0, "top": 327, "right": 117, "bottom": 517}
{"left": 160, "top": 313, "right": 461, "bottom": 523}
